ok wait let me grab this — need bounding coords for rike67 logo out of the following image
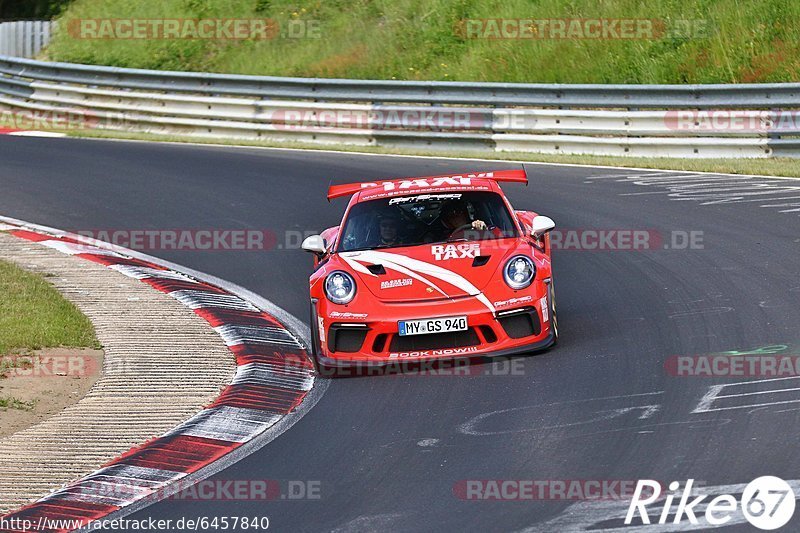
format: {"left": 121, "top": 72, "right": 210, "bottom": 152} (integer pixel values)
{"left": 626, "top": 477, "right": 796, "bottom": 530}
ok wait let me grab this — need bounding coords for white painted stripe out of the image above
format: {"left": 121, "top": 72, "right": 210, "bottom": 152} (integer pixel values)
{"left": 716, "top": 386, "right": 800, "bottom": 399}
{"left": 7, "top": 130, "right": 67, "bottom": 138}
{"left": 232, "top": 363, "right": 315, "bottom": 391}
{"left": 233, "top": 362, "right": 314, "bottom": 382}
{"left": 40, "top": 239, "right": 124, "bottom": 257}
{"left": 43, "top": 490, "right": 132, "bottom": 507}
{"left": 87, "top": 464, "right": 186, "bottom": 484}
{"left": 692, "top": 385, "right": 725, "bottom": 414}
{"left": 339, "top": 254, "right": 377, "bottom": 277}
{"left": 42, "top": 465, "right": 186, "bottom": 505}
{"left": 164, "top": 406, "right": 281, "bottom": 442}
{"left": 214, "top": 324, "right": 304, "bottom": 348}
{"left": 51, "top": 484, "right": 151, "bottom": 507}
{"left": 109, "top": 264, "right": 199, "bottom": 282}
{"left": 0, "top": 223, "right": 16, "bottom": 231}
{"left": 719, "top": 375, "right": 800, "bottom": 388}
{"left": 591, "top": 171, "right": 800, "bottom": 216}
{"left": 693, "top": 376, "right": 800, "bottom": 413}
{"left": 341, "top": 252, "right": 447, "bottom": 296}
{"left": 694, "top": 398, "right": 800, "bottom": 413}
{"left": 170, "top": 290, "right": 260, "bottom": 311}
{"left": 374, "top": 257, "right": 450, "bottom": 297}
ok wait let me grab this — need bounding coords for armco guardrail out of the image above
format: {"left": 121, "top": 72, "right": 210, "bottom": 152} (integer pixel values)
{"left": 0, "top": 21, "right": 53, "bottom": 58}
{"left": 0, "top": 54, "right": 798, "bottom": 158}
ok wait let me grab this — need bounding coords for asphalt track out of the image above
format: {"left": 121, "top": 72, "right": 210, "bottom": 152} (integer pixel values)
{"left": 1, "top": 137, "right": 799, "bottom": 532}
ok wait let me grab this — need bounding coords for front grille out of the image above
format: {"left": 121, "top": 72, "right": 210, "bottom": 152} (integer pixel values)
{"left": 497, "top": 308, "right": 541, "bottom": 339}
{"left": 372, "top": 333, "right": 389, "bottom": 352}
{"left": 478, "top": 325, "right": 498, "bottom": 343}
{"left": 388, "top": 328, "right": 481, "bottom": 352}
{"left": 329, "top": 324, "right": 368, "bottom": 353}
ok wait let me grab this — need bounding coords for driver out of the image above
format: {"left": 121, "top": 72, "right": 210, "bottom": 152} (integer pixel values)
{"left": 441, "top": 199, "right": 487, "bottom": 237}
{"left": 376, "top": 213, "right": 402, "bottom": 247}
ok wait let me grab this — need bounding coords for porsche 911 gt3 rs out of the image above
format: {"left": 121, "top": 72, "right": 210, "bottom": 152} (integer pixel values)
{"left": 302, "top": 169, "right": 558, "bottom": 372}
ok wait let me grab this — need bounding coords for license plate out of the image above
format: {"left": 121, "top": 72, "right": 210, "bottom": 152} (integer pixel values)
{"left": 398, "top": 316, "right": 468, "bottom": 336}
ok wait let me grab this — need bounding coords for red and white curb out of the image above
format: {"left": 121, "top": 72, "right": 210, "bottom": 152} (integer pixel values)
{"left": 0, "top": 216, "right": 327, "bottom": 533}
{"left": 0, "top": 129, "right": 66, "bottom": 137}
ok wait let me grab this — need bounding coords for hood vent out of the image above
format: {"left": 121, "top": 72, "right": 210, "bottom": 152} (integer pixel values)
{"left": 367, "top": 263, "right": 386, "bottom": 275}
{"left": 472, "top": 255, "right": 491, "bottom": 267}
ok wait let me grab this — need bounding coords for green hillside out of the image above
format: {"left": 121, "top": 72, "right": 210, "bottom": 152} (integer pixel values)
{"left": 42, "top": 0, "right": 800, "bottom": 83}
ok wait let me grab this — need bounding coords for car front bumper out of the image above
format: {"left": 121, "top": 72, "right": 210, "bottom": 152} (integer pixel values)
{"left": 311, "top": 280, "right": 556, "bottom": 368}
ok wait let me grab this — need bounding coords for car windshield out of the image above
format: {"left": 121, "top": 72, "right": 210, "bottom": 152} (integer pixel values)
{"left": 336, "top": 191, "right": 518, "bottom": 252}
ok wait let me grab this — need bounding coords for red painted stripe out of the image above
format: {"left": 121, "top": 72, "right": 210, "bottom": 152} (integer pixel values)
{"left": 142, "top": 277, "right": 227, "bottom": 295}
{"left": 210, "top": 384, "right": 307, "bottom": 413}
{"left": 229, "top": 343, "right": 312, "bottom": 368}
{"left": 74, "top": 254, "right": 166, "bottom": 269}
{"left": 6, "top": 231, "right": 85, "bottom": 246}
{"left": 194, "top": 308, "right": 283, "bottom": 328}
{"left": 9, "top": 229, "right": 51, "bottom": 242}
{"left": 106, "top": 435, "right": 240, "bottom": 474}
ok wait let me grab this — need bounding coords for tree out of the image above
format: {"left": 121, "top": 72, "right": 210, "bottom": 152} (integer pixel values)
{"left": 0, "top": 0, "right": 72, "bottom": 20}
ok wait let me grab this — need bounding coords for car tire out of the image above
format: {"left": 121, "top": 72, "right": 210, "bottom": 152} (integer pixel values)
{"left": 548, "top": 280, "right": 559, "bottom": 346}
{"left": 309, "top": 302, "right": 326, "bottom": 375}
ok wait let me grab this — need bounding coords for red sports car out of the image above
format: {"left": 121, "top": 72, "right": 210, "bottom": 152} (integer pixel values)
{"left": 301, "top": 169, "right": 558, "bottom": 372}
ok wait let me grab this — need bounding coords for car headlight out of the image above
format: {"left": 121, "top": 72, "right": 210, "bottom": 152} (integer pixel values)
{"left": 324, "top": 271, "right": 357, "bottom": 304}
{"left": 503, "top": 255, "right": 535, "bottom": 289}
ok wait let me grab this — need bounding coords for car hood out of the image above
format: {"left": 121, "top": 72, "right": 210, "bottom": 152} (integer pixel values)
{"left": 337, "top": 239, "right": 520, "bottom": 302}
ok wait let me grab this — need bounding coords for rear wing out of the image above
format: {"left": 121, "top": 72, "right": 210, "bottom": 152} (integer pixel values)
{"left": 326, "top": 169, "right": 528, "bottom": 201}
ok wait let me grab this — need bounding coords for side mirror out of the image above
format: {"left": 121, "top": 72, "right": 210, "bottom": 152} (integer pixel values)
{"left": 301, "top": 235, "right": 327, "bottom": 254}
{"left": 531, "top": 216, "right": 555, "bottom": 239}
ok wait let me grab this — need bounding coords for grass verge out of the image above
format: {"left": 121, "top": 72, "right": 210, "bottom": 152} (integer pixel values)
{"left": 0, "top": 258, "right": 100, "bottom": 355}
{"left": 0, "top": 396, "right": 36, "bottom": 411}
{"left": 68, "top": 129, "right": 800, "bottom": 178}
{"left": 45, "top": 0, "right": 800, "bottom": 84}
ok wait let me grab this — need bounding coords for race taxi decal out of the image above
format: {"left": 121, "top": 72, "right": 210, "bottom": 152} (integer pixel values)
{"left": 362, "top": 174, "right": 482, "bottom": 193}
{"left": 381, "top": 278, "right": 413, "bottom": 290}
{"left": 431, "top": 243, "right": 481, "bottom": 261}
{"left": 541, "top": 296, "right": 549, "bottom": 322}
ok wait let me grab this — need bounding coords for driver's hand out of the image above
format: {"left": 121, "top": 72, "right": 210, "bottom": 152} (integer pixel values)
{"left": 471, "top": 220, "right": 488, "bottom": 230}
